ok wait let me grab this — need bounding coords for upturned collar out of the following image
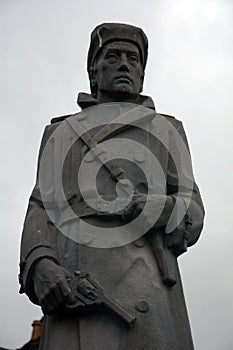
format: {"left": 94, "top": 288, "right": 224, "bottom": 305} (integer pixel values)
{"left": 77, "top": 92, "right": 156, "bottom": 111}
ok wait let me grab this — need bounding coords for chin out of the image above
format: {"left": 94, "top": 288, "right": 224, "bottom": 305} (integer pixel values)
{"left": 110, "top": 87, "right": 138, "bottom": 99}
{"left": 116, "top": 91, "right": 138, "bottom": 100}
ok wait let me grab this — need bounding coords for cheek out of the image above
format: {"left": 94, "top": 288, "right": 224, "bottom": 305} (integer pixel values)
{"left": 96, "top": 63, "right": 114, "bottom": 84}
{"left": 96, "top": 62, "right": 112, "bottom": 74}
{"left": 134, "top": 69, "right": 143, "bottom": 85}
{"left": 137, "top": 67, "right": 143, "bottom": 77}
{"left": 131, "top": 64, "right": 143, "bottom": 77}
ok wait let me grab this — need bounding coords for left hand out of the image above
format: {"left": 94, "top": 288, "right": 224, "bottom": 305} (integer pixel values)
{"left": 122, "top": 194, "right": 174, "bottom": 229}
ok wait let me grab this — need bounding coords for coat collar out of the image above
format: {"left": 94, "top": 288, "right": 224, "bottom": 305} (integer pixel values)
{"left": 77, "top": 92, "right": 156, "bottom": 111}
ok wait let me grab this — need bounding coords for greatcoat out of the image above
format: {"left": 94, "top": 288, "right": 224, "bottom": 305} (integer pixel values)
{"left": 19, "top": 93, "right": 204, "bottom": 350}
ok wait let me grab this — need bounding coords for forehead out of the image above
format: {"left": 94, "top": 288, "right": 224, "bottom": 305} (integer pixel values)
{"left": 101, "top": 41, "right": 140, "bottom": 55}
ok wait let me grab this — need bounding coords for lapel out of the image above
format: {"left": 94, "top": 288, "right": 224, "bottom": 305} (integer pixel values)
{"left": 73, "top": 92, "right": 157, "bottom": 145}
{"left": 77, "top": 92, "right": 156, "bottom": 111}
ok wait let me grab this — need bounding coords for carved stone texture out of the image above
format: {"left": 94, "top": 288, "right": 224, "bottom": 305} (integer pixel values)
{"left": 19, "top": 23, "right": 204, "bottom": 350}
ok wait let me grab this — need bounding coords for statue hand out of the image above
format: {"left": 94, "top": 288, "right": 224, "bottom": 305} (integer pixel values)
{"left": 33, "top": 258, "right": 74, "bottom": 314}
{"left": 122, "top": 194, "right": 173, "bottom": 228}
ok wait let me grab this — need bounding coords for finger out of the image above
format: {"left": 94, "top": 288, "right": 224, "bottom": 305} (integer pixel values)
{"left": 122, "top": 201, "right": 137, "bottom": 222}
{"left": 57, "top": 278, "right": 74, "bottom": 304}
{"left": 40, "top": 282, "right": 66, "bottom": 314}
{"left": 38, "top": 287, "right": 50, "bottom": 307}
{"left": 61, "top": 267, "right": 73, "bottom": 279}
{"left": 125, "top": 200, "right": 144, "bottom": 221}
{"left": 41, "top": 302, "right": 56, "bottom": 315}
{"left": 40, "top": 292, "right": 57, "bottom": 315}
{"left": 131, "top": 205, "right": 143, "bottom": 219}
{"left": 50, "top": 283, "right": 65, "bottom": 306}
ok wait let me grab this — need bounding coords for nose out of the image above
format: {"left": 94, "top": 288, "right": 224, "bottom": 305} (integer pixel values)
{"left": 117, "top": 54, "right": 130, "bottom": 72}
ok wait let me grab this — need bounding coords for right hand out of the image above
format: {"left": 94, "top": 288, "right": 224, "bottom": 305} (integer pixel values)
{"left": 33, "top": 258, "right": 74, "bottom": 314}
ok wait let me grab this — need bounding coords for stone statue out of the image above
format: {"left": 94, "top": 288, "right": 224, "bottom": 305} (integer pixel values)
{"left": 19, "top": 23, "right": 205, "bottom": 350}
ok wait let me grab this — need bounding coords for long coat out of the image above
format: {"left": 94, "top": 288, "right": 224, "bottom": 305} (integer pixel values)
{"left": 19, "top": 93, "right": 204, "bottom": 350}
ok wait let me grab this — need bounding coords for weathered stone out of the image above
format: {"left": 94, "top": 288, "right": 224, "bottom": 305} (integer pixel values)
{"left": 19, "top": 23, "right": 204, "bottom": 350}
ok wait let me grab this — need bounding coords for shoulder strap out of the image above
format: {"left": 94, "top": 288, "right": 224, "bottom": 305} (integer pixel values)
{"left": 65, "top": 117, "right": 126, "bottom": 186}
{"left": 65, "top": 106, "right": 155, "bottom": 186}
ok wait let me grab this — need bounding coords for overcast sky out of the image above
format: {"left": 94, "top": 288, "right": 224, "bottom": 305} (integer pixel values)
{"left": 0, "top": 0, "right": 233, "bottom": 349}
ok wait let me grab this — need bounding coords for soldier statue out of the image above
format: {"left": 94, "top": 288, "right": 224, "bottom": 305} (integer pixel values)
{"left": 19, "top": 23, "right": 205, "bottom": 350}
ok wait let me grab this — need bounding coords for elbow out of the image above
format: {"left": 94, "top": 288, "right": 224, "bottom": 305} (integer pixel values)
{"left": 187, "top": 207, "right": 205, "bottom": 247}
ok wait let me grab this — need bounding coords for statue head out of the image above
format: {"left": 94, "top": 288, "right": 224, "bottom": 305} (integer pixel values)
{"left": 87, "top": 23, "right": 148, "bottom": 102}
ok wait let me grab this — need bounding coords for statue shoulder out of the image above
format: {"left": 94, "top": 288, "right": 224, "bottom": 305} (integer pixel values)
{"left": 157, "top": 113, "right": 183, "bottom": 127}
{"left": 50, "top": 113, "right": 75, "bottom": 124}
{"left": 39, "top": 112, "right": 80, "bottom": 141}
{"left": 157, "top": 113, "right": 180, "bottom": 121}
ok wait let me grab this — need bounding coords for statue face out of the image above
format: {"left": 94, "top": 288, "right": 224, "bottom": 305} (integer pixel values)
{"left": 92, "top": 41, "right": 144, "bottom": 99}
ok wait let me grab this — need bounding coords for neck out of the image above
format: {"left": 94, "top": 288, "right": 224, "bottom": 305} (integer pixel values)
{"left": 96, "top": 90, "right": 140, "bottom": 104}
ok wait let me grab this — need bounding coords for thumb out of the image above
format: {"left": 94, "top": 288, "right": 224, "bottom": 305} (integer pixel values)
{"left": 61, "top": 266, "right": 73, "bottom": 279}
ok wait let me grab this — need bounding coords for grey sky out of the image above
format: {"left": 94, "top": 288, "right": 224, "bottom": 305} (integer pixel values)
{"left": 0, "top": 0, "right": 232, "bottom": 348}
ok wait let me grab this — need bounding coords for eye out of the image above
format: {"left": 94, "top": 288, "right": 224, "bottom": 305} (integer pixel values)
{"left": 108, "top": 53, "right": 117, "bottom": 58}
{"left": 128, "top": 55, "right": 139, "bottom": 64}
{"left": 105, "top": 52, "right": 118, "bottom": 62}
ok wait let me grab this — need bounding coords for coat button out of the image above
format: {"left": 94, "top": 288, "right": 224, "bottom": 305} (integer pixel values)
{"left": 133, "top": 237, "right": 146, "bottom": 247}
{"left": 136, "top": 300, "right": 149, "bottom": 313}
{"left": 133, "top": 153, "right": 146, "bottom": 163}
{"left": 81, "top": 233, "right": 93, "bottom": 245}
{"left": 76, "top": 113, "right": 85, "bottom": 121}
{"left": 84, "top": 153, "right": 94, "bottom": 162}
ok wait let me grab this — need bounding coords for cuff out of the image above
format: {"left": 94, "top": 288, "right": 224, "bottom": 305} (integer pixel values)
{"left": 165, "top": 196, "right": 193, "bottom": 257}
{"left": 19, "top": 245, "right": 59, "bottom": 304}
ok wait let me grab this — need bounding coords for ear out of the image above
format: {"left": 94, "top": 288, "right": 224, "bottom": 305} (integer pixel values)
{"left": 139, "top": 72, "right": 145, "bottom": 93}
{"left": 91, "top": 78, "right": 97, "bottom": 90}
{"left": 89, "top": 65, "right": 98, "bottom": 97}
{"left": 89, "top": 66, "right": 97, "bottom": 88}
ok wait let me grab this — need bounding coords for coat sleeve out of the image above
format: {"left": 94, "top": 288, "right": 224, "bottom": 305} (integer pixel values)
{"left": 165, "top": 118, "right": 205, "bottom": 256}
{"left": 19, "top": 124, "right": 60, "bottom": 304}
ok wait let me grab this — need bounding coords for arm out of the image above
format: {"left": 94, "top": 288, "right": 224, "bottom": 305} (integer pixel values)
{"left": 19, "top": 124, "right": 73, "bottom": 311}
{"left": 165, "top": 118, "right": 205, "bottom": 256}
{"left": 122, "top": 117, "right": 205, "bottom": 257}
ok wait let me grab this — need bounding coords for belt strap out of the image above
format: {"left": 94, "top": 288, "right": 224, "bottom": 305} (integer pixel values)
{"left": 65, "top": 106, "right": 155, "bottom": 186}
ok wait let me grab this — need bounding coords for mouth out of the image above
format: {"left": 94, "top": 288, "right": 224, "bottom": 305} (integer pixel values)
{"left": 114, "top": 76, "right": 132, "bottom": 85}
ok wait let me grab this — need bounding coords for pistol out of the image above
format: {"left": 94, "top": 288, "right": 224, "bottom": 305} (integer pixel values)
{"left": 66, "top": 271, "right": 136, "bottom": 327}
{"left": 148, "top": 231, "right": 177, "bottom": 287}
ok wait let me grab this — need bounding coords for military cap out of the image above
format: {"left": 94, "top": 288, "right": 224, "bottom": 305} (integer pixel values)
{"left": 87, "top": 23, "right": 148, "bottom": 73}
